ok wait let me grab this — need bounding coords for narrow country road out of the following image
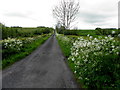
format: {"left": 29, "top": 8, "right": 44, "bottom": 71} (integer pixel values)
{"left": 2, "top": 35, "right": 79, "bottom": 88}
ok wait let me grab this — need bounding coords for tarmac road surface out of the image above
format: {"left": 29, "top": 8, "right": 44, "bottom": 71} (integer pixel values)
{"left": 2, "top": 35, "right": 79, "bottom": 88}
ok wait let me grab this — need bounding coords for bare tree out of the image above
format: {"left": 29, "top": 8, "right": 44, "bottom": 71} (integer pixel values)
{"left": 53, "top": 0, "right": 80, "bottom": 29}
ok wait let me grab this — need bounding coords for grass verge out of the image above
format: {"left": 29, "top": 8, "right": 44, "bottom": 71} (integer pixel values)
{"left": 56, "top": 34, "right": 72, "bottom": 58}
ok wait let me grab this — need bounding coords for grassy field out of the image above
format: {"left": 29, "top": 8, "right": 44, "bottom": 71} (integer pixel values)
{"left": 57, "top": 33, "right": 120, "bottom": 88}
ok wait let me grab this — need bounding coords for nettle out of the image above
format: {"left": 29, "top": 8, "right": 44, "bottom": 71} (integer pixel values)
{"left": 68, "top": 35, "right": 120, "bottom": 88}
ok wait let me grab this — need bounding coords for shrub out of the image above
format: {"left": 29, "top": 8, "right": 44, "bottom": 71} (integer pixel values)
{"left": 95, "top": 28, "right": 119, "bottom": 37}
{"left": 68, "top": 35, "right": 120, "bottom": 88}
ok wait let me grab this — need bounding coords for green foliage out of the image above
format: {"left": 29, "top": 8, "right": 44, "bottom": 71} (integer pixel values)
{"left": 57, "top": 29, "right": 96, "bottom": 36}
{"left": 57, "top": 34, "right": 120, "bottom": 88}
{"left": 95, "top": 28, "right": 120, "bottom": 37}
{"left": 57, "top": 28, "right": 120, "bottom": 38}
{"left": 2, "top": 25, "right": 54, "bottom": 39}
{"left": 70, "top": 36, "right": 120, "bottom": 88}
{"left": 56, "top": 34, "right": 72, "bottom": 58}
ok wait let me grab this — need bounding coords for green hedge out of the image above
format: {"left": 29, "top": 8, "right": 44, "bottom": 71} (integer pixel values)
{"left": 57, "top": 29, "right": 96, "bottom": 36}
{"left": 1, "top": 24, "right": 54, "bottom": 39}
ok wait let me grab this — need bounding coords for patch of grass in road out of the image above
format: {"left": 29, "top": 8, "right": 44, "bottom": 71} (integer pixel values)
{"left": 2, "top": 35, "right": 51, "bottom": 69}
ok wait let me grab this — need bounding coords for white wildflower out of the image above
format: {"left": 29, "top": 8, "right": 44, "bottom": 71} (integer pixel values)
{"left": 118, "top": 34, "right": 120, "bottom": 37}
{"left": 74, "top": 70, "right": 77, "bottom": 73}
{"left": 72, "top": 57, "right": 75, "bottom": 61}
{"left": 84, "top": 59, "right": 88, "bottom": 62}
{"left": 112, "top": 46, "right": 115, "bottom": 48}
{"left": 87, "top": 34, "right": 90, "bottom": 37}
{"left": 108, "top": 35, "right": 111, "bottom": 37}
{"left": 116, "top": 52, "right": 119, "bottom": 55}
{"left": 90, "top": 36, "right": 93, "bottom": 39}
{"left": 112, "top": 31, "right": 115, "bottom": 34}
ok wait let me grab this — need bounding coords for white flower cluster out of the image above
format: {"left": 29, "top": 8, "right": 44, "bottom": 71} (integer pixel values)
{"left": 68, "top": 35, "right": 120, "bottom": 80}
{"left": 2, "top": 38, "right": 23, "bottom": 51}
{"left": 22, "top": 37, "right": 36, "bottom": 44}
{"left": 112, "top": 31, "right": 115, "bottom": 34}
{"left": 57, "top": 34, "right": 71, "bottom": 42}
{"left": 118, "top": 34, "right": 120, "bottom": 38}
{"left": 2, "top": 37, "right": 36, "bottom": 51}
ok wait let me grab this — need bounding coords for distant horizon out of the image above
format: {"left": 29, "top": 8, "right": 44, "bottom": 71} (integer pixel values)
{"left": 1, "top": 23, "right": 118, "bottom": 30}
{"left": 1, "top": 22, "right": 118, "bottom": 30}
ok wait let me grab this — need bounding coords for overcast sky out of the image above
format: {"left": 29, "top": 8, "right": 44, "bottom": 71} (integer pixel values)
{"left": 0, "top": 0, "right": 119, "bottom": 29}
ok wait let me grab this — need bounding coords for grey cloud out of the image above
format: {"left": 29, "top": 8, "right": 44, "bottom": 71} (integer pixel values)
{"left": 78, "top": 11, "right": 111, "bottom": 24}
{"left": 4, "top": 12, "right": 28, "bottom": 18}
{"left": 3, "top": 12, "right": 40, "bottom": 22}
